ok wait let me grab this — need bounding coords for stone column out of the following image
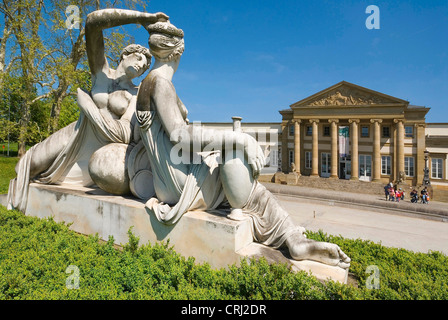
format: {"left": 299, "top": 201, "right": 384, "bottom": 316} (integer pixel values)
{"left": 394, "top": 119, "right": 405, "bottom": 182}
{"left": 371, "top": 119, "right": 383, "bottom": 182}
{"left": 349, "top": 119, "right": 360, "bottom": 180}
{"left": 415, "top": 123, "right": 426, "bottom": 185}
{"left": 310, "top": 119, "right": 319, "bottom": 176}
{"left": 329, "top": 119, "right": 339, "bottom": 178}
{"left": 294, "top": 120, "right": 301, "bottom": 175}
{"left": 281, "top": 121, "right": 289, "bottom": 173}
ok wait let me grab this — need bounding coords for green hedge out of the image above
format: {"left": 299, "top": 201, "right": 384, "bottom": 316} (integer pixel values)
{"left": 0, "top": 206, "right": 447, "bottom": 300}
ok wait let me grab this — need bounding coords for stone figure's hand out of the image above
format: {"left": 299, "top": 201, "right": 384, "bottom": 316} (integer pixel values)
{"left": 244, "top": 134, "right": 265, "bottom": 179}
{"left": 142, "top": 12, "right": 169, "bottom": 25}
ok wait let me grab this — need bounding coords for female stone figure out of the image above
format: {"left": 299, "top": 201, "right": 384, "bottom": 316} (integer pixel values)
{"left": 136, "top": 21, "right": 351, "bottom": 268}
{"left": 7, "top": 9, "right": 168, "bottom": 211}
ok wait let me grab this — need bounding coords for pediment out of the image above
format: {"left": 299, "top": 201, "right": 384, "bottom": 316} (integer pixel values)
{"left": 291, "top": 81, "right": 408, "bottom": 108}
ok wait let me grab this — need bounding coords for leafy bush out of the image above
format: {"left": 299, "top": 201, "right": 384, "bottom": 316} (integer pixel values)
{"left": 0, "top": 156, "right": 18, "bottom": 194}
{"left": 0, "top": 205, "right": 447, "bottom": 300}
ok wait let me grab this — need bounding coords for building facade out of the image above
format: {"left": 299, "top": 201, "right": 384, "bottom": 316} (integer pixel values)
{"left": 201, "top": 81, "right": 448, "bottom": 190}
{"left": 425, "top": 123, "right": 448, "bottom": 187}
{"left": 202, "top": 119, "right": 281, "bottom": 175}
{"left": 279, "top": 81, "right": 431, "bottom": 186}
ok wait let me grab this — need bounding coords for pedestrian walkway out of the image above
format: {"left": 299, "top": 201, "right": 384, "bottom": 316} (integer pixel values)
{"left": 263, "top": 182, "right": 448, "bottom": 222}
{"left": 275, "top": 193, "right": 448, "bottom": 255}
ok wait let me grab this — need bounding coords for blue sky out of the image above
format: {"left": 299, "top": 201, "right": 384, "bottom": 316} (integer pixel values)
{"left": 128, "top": 0, "right": 448, "bottom": 123}
{"left": 57, "top": 1, "right": 448, "bottom": 124}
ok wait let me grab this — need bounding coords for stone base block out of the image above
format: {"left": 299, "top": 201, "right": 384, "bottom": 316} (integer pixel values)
{"left": 25, "top": 183, "right": 253, "bottom": 269}
{"left": 4, "top": 183, "right": 348, "bottom": 284}
{"left": 286, "top": 172, "right": 299, "bottom": 185}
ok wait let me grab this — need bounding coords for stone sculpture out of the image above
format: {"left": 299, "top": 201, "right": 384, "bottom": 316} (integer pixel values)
{"left": 7, "top": 9, "right": 168, "bottom": 211}
{"left": 7, "top": 9, "right": 350, "bottom": 270}
{"left": 135, "top": 20, "right": 350, "bottom": 269}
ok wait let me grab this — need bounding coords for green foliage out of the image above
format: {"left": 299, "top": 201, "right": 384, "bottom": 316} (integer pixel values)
{"left": 305, "top": 229, "right": 448, "bottom": 299}
{"left": 0, "top": 207, "right": 447, "bottom": 300}
{"left": 0, "top": 156, "right": 19, "bottom": 193}
{"left": 1, "top": 0, "right": 151, "bottom": 145}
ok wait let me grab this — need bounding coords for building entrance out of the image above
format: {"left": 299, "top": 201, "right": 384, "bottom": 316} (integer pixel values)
{"left": 339, "top": 156, "right": 351, "bottom": 179}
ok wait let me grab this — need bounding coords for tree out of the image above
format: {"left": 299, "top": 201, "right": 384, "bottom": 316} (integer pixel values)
{"left": 0, "top": 0, "right": 149, "bottom": 156}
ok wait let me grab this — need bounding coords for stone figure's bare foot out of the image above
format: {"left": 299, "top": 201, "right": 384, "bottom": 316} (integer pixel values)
{"left": 286, "top": 233, "right": 351, "bottom": 269}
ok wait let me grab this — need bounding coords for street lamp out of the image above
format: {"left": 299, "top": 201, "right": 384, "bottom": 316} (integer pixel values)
{"left": 423, "top": 149, "right": 431, "bottom": 186}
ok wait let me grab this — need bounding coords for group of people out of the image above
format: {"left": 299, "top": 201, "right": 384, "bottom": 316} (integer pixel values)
{"left": 384, "top": 183, "right": 405, "bottom": 202}
{"left": 410, "top": 187, "right": 430, "bottom": 204}
{"left": 384, "top": 182, "right": 430, "bottom": 204}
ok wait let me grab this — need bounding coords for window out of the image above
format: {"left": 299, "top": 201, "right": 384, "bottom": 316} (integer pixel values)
{"left": 359, "top": 155, "right": 372, "bottom": 179}
{"left": 321, "top": 153, "right": 331, "bottom": 177}
{"left": 382, "top": 126, "right": 390, "bottom": 138}
{"left": 432, "top": 158, "right": 443, "bottom": 179}
{"left": 269, "top": 149, "right": 278, "bottom": 167}
{"left": 404, "top": 157, "right": 414, "bottom": 177}
{"left": 405, "top": 126, "right": 414, "bottom": 138}
{"left": 361, "top": 126, "right": 369, "bottom": 137}
{"left": 305, "top": 151, "right": 312, "bottom": 169}
{"left": 288, "top": 150, "right": 294, "bottom": 167}
{"left": 306, "top": 126, "right": 312, "bottom": 136}
{"left": 323, "top": 125, "right": 330, "bottom": 137}
{"left": 289, "top": 125, "right": 294, "bottom": 136}
{"left": 381, "top": 155, "right": 391, "bottom": 175}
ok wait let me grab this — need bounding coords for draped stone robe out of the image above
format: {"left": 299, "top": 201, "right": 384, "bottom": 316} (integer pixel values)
{"left": 7, "top": 89, "right": 132, "bottom": 212}
{"left": 136, "top": 87, "right": 301, "bottom": 249}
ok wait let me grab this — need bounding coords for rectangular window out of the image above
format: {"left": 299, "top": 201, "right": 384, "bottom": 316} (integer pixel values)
{"left": 361, "top": 126, "right": 369, "bottom": 138}
{"left": 270, "top": 149, "right": 278, "bottom": 167}
{"left": 321, "top": 153, "right": 331, "bottom": 177}
{"left": 432, "top": 158, "right": 443, "bottom": 179}
{"left": 405, "top": 126, "right": 414, "bottom": 138}
{"left": 306, "top": 126, "right": 312, "bottom": 136}
{"left": 359, "top": 154, "right": 372, "bottom": 178}
{"left": 305, "top": 151, "right": 312, "bottom": 169}
{"left": 382, "top": 126, "right": 390, "bottom": 138}
{"left": 289, "top": 125, "right": 294, "bottom": 136}
{"left": 381, "top": 155, "right": 391, "bottom": 175}
{"left": 404, "top": 157, "right": 414, "bottom": 177}
{"left": 289, "top": 150, "right": 294, "bottom": 167}
{"left": 323, "top": 125, "right": 330, "bottom": 137}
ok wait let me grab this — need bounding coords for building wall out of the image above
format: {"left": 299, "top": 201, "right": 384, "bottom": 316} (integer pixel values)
{"left": 426, "top": 123, "right": 448, "bottom": 187}
{"left": 201, "top": 121, "right": 281, "bottom": 175}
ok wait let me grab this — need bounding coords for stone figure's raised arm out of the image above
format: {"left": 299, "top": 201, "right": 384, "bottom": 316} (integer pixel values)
{"left": 85, "top": 9, "right": 168, "bottom": 76}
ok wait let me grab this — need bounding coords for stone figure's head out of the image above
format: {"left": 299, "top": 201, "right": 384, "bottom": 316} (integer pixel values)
{"left": 119, "top": 44, "right": 152, "bottom": 79}
{"left": 145, "top": 21, "right": 184, "bottom": 62}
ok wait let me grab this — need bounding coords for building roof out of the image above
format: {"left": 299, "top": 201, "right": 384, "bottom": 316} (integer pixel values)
{"left": 289, "top": 80, "right": 409, "bottom": 108}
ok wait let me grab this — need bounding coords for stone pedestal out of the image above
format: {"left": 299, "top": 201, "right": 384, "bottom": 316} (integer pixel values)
{"left": 274, "top": 171, "right": 287, "bottom": 184}
{"left": 6, "top": 183, "right": 349, "bottom": 284}
{"left": 286, "top": 172, "right": 299, "bottom": 185}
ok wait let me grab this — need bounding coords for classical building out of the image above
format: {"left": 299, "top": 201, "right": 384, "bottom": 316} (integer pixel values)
{"left": 201, "top": 80, "right": 448, "bottom": 193}
{"left": 279, "top": 81, "right": 431, "bottom": 186}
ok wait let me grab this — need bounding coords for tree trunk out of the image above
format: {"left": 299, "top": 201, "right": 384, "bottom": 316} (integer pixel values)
{"left": 18, "top": 102, "right": 31, "bottom": 157}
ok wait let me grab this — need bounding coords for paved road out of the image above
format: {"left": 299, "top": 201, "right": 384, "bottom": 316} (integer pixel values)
{"left": 277, "top": 194, "right": 448, "bottom": 255}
